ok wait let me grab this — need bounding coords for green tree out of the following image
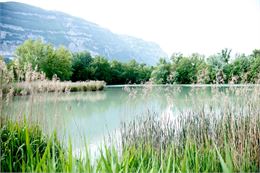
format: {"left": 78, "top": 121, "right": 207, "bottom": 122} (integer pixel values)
{"left": 229, "top": 54, "right": 251, "bottom": 83}
{"left": 41, "top": 46, "right": 72, "bottom": 81}
{"left": 124, "top": 60, "right": 140, "bottom": 84}
{"left": 151, "top": 58, "right": 171, "bottom": 84}
{"left": 220, "top": 48, "right": 231, "bottom": 63}
{"left": 173, "top": 57, "right": 198, "bottom": 84}
{"left": 110, "top": 60, "right": 151, "bottom": 84}
{"left": 15, "top": 39, "right": 72, "bottom": 81}
{"left": 90, "top": 56, "right": 112, "bottom": 83}
{"left": 136, "top": 63, "right": 152, "bottom": 84}
{"left": 110, "top": 60, "right": 126, "bottom": 84}
{"left": 248, "top": 49, "right": 260, "bottom": 82}
{"left": 252, "top": 49, "right": 260, "bottom": 59}
{"left": 15, "top": 39, "right": 46, "bottom": 70}
{"left": 206, "top": 49, "right": 232, "bottom": 83}
{"left": 71, "top": 51, "right": 92, "bottom": 81}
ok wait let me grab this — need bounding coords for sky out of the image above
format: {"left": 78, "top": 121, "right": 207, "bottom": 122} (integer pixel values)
{"left": 1, "top": 0, "right": 260, "bottom": 56}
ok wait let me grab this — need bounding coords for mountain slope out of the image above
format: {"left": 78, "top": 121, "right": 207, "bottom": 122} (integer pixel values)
{"left": 0, "top": 2, "right": 167, "bottom": 64}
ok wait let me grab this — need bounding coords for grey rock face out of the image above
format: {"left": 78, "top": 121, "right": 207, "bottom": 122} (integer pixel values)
{"left": 0, "top": 2, "right": 167, "bottom": 64}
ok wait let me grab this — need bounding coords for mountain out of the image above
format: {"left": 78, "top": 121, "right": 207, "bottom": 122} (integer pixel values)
{"left": 0, "top": 2, "right": 167, "bottom": 64}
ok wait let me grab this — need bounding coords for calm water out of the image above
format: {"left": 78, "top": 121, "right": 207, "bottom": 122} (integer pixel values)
{"left": 4, "top": 85, "right": 247, "bottom": 155}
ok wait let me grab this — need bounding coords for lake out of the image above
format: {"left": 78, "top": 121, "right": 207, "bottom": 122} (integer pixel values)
{"left": 4, "top": 85, "right": 251, "bottom": 156}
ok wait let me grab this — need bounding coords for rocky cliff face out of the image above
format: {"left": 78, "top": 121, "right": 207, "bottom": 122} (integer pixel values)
{"left": 0, "top": 2, "right": 167, "bottom": 64}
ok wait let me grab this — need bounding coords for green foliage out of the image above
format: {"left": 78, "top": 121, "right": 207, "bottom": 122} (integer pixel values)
{"left": 248, "top": 49, "right": 260, "bottom": 83}
{"left": 163, "top": 48, "right": 260, "bottom": 84}
{"left": 124, "top": 60, "right": 152, "bottom": 84}
{"left": 124, "top": 60, "right": 141, "bottom": 84}
{"left": 135, "top": 63, "right": 152, "bottom": 83}
{"left": 40, "top": 46, "right": 72, "bottom": 81}
{"left": 229, "top": 54, "right": 251, "bottom": 83}
{"left": 71, "top": 51, "right": 92, "bottom": 82}
{"left": 70, "top": 55, "right": 152, "bottom": 84}
{"left": 15, "top": 39, "right": 46, "bottom": 70}
{"left": 12, "top": 39, "right": 260, "bottom": 84}
{"left": 109, "top": 60, "right": 152, "bottom": 84}
{"left": 0, "top": 120, "right": 63, "bottom": 172}
{"left": 15, "top": 39, "right": 72, "bottom": 81}
{"left": 151, "top": 58, "right": 171, "bottom": 84}
{"left": 110, "top": 60, "right": 127, "bottom": 84}
{"left": 173, "top": 57, "right": 201, "bottom": 84}
{"left": 90, "top": 56, "right": 112, "bottom": 83}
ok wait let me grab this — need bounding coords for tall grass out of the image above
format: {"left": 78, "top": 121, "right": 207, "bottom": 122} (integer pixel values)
{"left": 0, "top": 120, "right": 63, "bottom": 172}
{"left": 1, "top": 109, "right": 260, "bottom": 172}
{"left": 119, "top": 85, "right": 260, "bottom": 172}
{"left": 12, "top": 80, "right": 106, "bottom": 95}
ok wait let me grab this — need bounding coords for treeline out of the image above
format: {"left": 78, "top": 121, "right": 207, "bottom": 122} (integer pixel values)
{"left": 6, "top": 39, "right": 151, "bottom": 84}
{"left": 4, "top": 39, "right": 260, "bottom": 84}
{"left": 152, "top": 49, "right": 260, "bottom": 84}
{"left": 71, "top": 52, "right": 151, "bottom": 84}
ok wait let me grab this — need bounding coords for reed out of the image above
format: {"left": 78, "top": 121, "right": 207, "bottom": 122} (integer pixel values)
{"left": 0, "top": 119, "right": 63, "bottom": 172}
{"left": 12, "top": 80, "right": 106, "bottom": 96}
{"left": 119, "top": 85, "right": 260, "bottom": 172}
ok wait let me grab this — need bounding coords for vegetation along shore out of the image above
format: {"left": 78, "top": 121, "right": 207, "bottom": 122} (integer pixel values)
{"left": 2, "top": 39, "right": 260, "bottom": 85}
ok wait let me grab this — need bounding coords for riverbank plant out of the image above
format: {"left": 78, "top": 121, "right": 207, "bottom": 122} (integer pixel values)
{"left": 119, "top": 85, "right": 260, "bottom": 172}
{"left": 12, "top": 80, "right": 105, "bottom": 95}
{"left": 0, "top": 119, "right": 64, "bottom": 172}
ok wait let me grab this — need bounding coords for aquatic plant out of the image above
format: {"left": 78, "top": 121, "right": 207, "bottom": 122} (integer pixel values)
{"left": 119, "top": 85, "right": 260, "bottom": 172}
{"left": 13, "top": 80, "right": 105, "bottom": 95}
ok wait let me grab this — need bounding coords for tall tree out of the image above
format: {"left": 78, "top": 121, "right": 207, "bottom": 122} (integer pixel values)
{"left": 15, "top": 39, "right": 72, "bottom": 81}
{"left": 151, "top": 58, "right": 171, "bottom": 84}
{"left": 71, "top": 51, "right": 92, "bottom": 81}
{"left": 90, "top": 56, "right": 112, "bottom": 84}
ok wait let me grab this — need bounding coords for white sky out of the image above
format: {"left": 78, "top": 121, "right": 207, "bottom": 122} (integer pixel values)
{"left": 1, "top": 0, "right": 260, "bottom": 56}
